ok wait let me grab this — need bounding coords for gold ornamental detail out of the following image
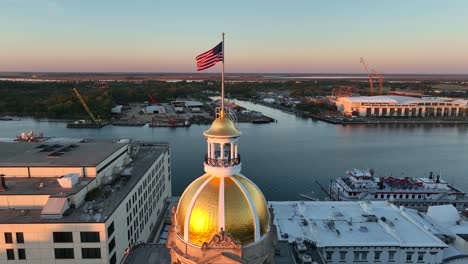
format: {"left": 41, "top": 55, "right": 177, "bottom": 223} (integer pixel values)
{"left": 201, "top": 229, "right": 241, "bottom": 250}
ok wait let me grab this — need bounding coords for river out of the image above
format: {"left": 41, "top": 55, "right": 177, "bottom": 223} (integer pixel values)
{"left": 1, "top": 100, "right": 468, "bottom": 201}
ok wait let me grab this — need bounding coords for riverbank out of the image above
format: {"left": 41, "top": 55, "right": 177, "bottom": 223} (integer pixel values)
{"left": 254, "top": 100, "right": 468, "bottom": 125}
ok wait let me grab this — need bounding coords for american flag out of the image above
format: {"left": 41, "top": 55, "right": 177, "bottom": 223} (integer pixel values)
{"left": 196, "top": 42, "right": 223, "bottom": 71}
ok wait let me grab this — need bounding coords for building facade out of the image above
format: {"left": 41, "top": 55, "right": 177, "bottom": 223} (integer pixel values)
{"left": 336, "top": 96, "right": 468, "bottom": 117}
{"left": 0, "top": 140, "right": 171, "bottom": 264}
{"left": 272, "top": 201, "right": 447, "bottom": 264}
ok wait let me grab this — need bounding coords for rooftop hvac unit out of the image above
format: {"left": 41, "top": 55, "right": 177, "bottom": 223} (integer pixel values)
{"left": 299, "top": 254, "right": 312, "bottom": 264}
{"left": 57, "top": 173, "right": 79, "bottom": 188}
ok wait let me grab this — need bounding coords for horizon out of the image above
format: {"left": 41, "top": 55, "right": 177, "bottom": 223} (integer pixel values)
{"left": 1, "top": 0, "right": 467, "bottom": 73}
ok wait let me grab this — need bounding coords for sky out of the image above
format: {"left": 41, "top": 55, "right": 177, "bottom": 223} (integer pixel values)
{"left": 0, "top": 0, "right": 467, "bottom": 73}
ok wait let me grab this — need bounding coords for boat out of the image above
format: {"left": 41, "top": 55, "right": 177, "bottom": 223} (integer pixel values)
{"left": 15, "top": 131, "right": 47, "bottom": 142}
{"left": 329, "top": 169, "right": 468, "bottom": 211}
{"left": 67, "top": 120, "right": 109, "bottom": 128}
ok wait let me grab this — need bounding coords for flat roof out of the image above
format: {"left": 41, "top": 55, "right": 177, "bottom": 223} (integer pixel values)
{"left": 341, "top": 95, "right": 468, "bottom": 105}
{"left": 270, "top": 201, "right": 447, "bottom": 248}
{"left": 0, "top": 176, "right": 92, "bottom": 196}
{"left": 0, "top": 140, "right": 127, "bottom": 167}
{"left": 0, "top": 142, "right": 169, "bottom": 223}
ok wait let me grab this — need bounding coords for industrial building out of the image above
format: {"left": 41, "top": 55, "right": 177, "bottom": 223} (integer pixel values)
{"left": 336, "top": 96, "right": 468, "bottom": 117}
{"left": 0, "top": 139, "right": 171, "bottom": 264}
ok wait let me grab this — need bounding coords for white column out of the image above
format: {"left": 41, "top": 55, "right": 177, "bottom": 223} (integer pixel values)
{"left": 230, "top": 143, "right": 234, "bottom": 159}
{"left": 207, "top": 141, "right": 210, "bottom": 158}
{"left": 211, "top": 143, "right": 215, "bottom": 158}
{"left": 220, "top": 144, "right": 224, "bottom": 159}
{"left": 234, "top": 142, "right": 238, "bottom": 158}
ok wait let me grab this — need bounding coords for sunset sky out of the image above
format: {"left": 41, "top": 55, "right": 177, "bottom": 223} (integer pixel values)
{"left": 1, "top": 0, "right": 467, "bottom": 73}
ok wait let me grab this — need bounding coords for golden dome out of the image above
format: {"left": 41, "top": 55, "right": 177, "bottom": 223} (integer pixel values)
{"left": 175, "top": 174, "right": 269, "bottom": 246}
{"left": 203, "top": 116, "right": 241, "bottom": 138}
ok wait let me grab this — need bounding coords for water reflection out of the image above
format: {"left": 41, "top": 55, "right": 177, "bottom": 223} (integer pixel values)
{"left": 1, "top": 101, "right": 468, "bottom": 200}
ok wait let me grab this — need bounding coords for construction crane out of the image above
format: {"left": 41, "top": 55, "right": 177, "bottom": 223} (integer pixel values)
{"left": 360, "top": 57, "right": 374, "bottom": 96}
{"left": 72, "top": 88, "right": 98, "bottom": 123}
{"left": 371, "top": 69, "right": 384, "bottom": 95}
{"left": 147, "top": 93, "right": 176, "bottom": 125}
{"left": 147, "top": 93, "right": 159, "bottom": 107}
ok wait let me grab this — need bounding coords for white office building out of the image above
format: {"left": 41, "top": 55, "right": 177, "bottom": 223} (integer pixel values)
{"left": 336, "top": 96, "right": 468, "bottom": 117}
{"left": 0, "top": 139, "right": 171, "bottom": 264}
{"left": 271, "top": 201, "right": 447, "bottom": 264}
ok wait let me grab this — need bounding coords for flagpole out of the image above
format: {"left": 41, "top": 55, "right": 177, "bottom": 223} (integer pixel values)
{"left": 221, "top": 32, "right": 225, "bottom": 117}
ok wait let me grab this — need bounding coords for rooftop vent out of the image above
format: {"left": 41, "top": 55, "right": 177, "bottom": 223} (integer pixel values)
{"left": 362, "top": 214, "right": 378, "bottom": 222}
{"left": 299, "top": 254, "right": 312, "bottom": 264}
{"left": 57, "top": 173, "right": 79, "bottom": 188}
{"left": 359, "top": 226, "right": 369, "bottom": 232}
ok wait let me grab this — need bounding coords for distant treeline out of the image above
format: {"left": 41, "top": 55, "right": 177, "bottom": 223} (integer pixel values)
{"left": 0, "top": 79, "right": 452, "bottom": 119}
{"left": 0, "top": 80, "right": 340, "bottom": 119}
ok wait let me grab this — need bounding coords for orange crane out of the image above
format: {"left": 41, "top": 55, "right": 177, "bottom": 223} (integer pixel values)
{"left": 371, "top": 68, "right": 384, "bottom": 95}
{"left": 360, "top": 58, "right": 374, "bottom": 96}
{"left": 72, "top": 88, "right": 99, "bottom": 123}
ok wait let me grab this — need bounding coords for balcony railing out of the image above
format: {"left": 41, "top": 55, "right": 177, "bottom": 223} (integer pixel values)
{"left": 205, "top": 154, "right": 241, "bottom": 167}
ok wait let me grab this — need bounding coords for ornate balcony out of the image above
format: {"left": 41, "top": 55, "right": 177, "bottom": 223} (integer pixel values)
{"left": 205, "top": 154, "right": 241, "bottom": 167}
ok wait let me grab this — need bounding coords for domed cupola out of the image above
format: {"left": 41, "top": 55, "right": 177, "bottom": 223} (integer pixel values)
{"left": 175, "top": 173, "right": 269, "bottom": 246}
{"left": 174, "top": 113, "right": 270, "bottom": 247}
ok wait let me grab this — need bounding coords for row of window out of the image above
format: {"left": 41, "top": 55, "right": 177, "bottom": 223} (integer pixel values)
{"left": 6, "top": 248, "right": 101, "bottom": 260}
{"left": 364, "top": 107, "right": 468, "bottom": 116}
{"left": 6, "top": 249, "right": 25, "bottom": 260}
{"left": 374, "top": 193, "right": 428, "bottom": 199}
{"left": 326, "top": 250, "right": 434, "bottom": 262}
{"left": 4, "top": 232, "right": 24, "bottom": 244}
{"left": 126, "top": 157, "right": 167, "bottom": 245}
{"left": 55, "top": 248, "right": 101, "bottom": 259}
{"left": 53, "top": 231, "right": 100, "bottom": 243}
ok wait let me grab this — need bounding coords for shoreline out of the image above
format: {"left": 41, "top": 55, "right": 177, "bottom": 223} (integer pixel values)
{"left": 254, "top": 100, "right": 468, "bottom": 126}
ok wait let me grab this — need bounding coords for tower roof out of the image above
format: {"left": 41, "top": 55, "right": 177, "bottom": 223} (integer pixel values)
{"left": 175, "top": 174, "right": 269, "bottom": 246}
{"left": 203, "top": 116, "right": 241, "bottom": 138}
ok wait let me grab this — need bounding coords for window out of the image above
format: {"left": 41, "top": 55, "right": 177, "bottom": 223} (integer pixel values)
{"left": 374, "top": 251, "right": 381, "bottom": 261}
{"left": 18, "top": 248, "right": 26, "bottom": 260}
{"left": 339, "top": 251, "right": 347, "bottom": 261}
{"left": 6, "top": 249, "right": 14, "bottom": 260}
{"left": 80, "top": 232, "right": 100, "bottom": 243}
{"left": 4, "top": 232, "right": 13, "bottom": 243}
{"left": 53, "top": 232, "right": 73, "bottom": 243}
{"left": 110, "top": 253, "right": 117, "bottom": 264}
{"left": 353, "top": 251, "right": 368, "bottom": 261}
{"left": 82, "top": 248, "right": 101, "bottom": 259}
{"left": 389, "top": 251, "right": 396, "bottom": 262}
{"left": 326, "top": 251, "right": 333, "bottom": 261}
{"left": 16, "top": 232, "right": 24, "bottom": 243}
{"left": 417, "top": 252, "right": 425, "bottom": 262}
{"left": 406, "top": 252, "right": 414, "bottom": 262}
{"left": 54, "top": 248, "right": 74, "bottom": 259}
{"left": 107, "top": 222, "right": 115, "bottom": 237}
{"left": 108, "top": 237, "right": 116, "bottom": 253}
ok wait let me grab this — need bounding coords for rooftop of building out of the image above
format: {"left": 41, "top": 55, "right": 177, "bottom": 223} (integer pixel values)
{"left": 0, "top": 176, "right": 92, "bottom": 196}
{"left": 404, "top": 205, "right": 468, "bottom": 262}
{"left": 0, "top": 142, "right": 169, "bottom": 223}
{"left": 0, "top": 140, "right": 127, "bottom": 167}
{"left": 340, "top": 95, "right": 468, "bottom": 105}
{"left": 270, "top": 201, "right": 447, "bottom": 248}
